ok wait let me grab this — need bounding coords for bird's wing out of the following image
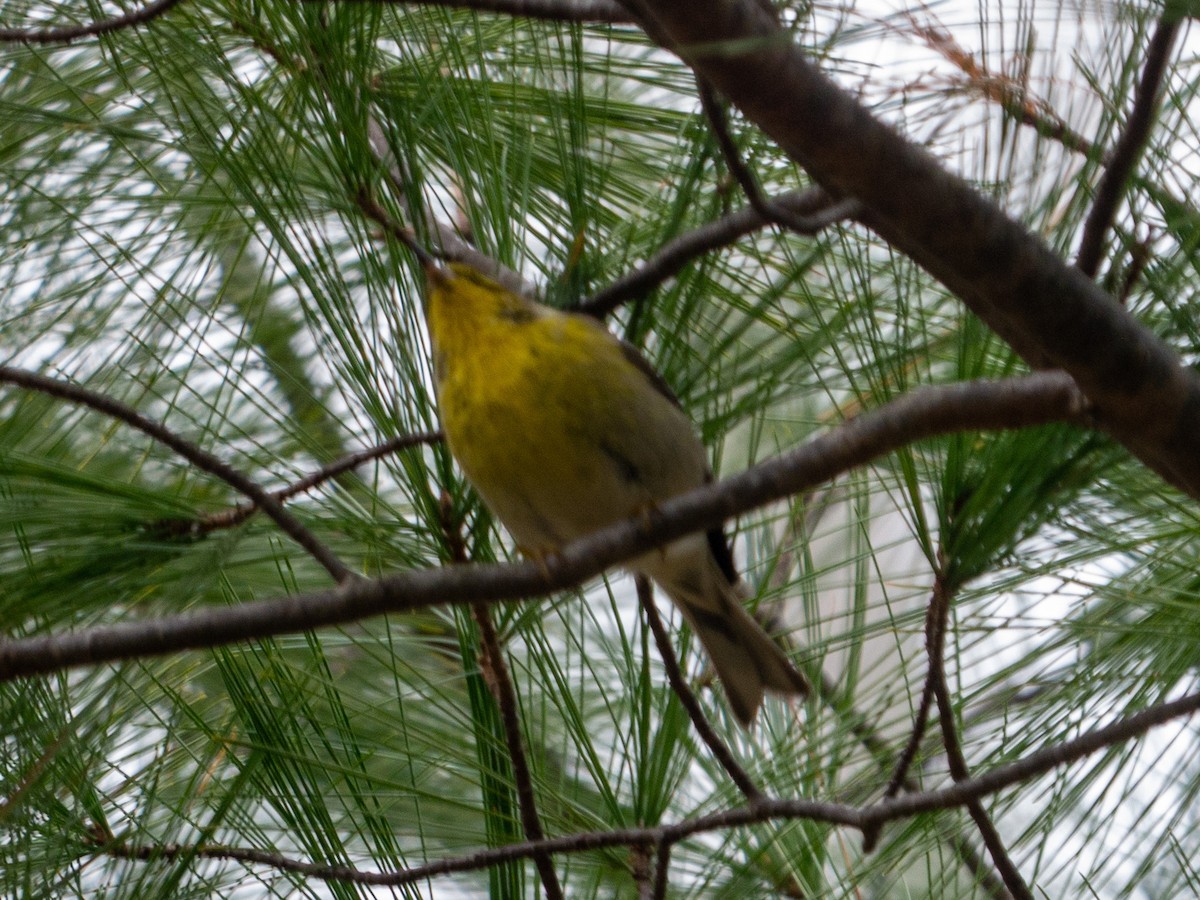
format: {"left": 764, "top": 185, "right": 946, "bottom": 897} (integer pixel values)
{"left": 617, "top": 339, "right": 739, "bottom": 585}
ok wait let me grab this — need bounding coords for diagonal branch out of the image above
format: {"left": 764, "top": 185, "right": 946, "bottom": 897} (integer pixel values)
{"left": 636, "top": 576, "right": 764, "bottom": 802}
{"left": 0, "top": 372, "right": 1085, "bottom": 681}
{"left": 0, "top": 0, "right": 187, "bottom": 44}
{"left": 926, "top": 572, "right": 1031, "bottom": 899}
{"left": 0, "top": 366, "right": 354, "bottom": 584}
{"left": 631, "top": 0, "right": 1200, "bottom": 500}
{"left": 1075, "top": 16, "right": 1181, "bottom": 279}
{"left": 440, "top": 498, "right": 564, "bottom": 900}
{"left": 470, "top": 599, "right": 564, "bottom": 899}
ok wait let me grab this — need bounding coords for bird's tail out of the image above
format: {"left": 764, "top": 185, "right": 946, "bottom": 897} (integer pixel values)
{"left": 655, "top": 553, "right": 809, "bottom": 727}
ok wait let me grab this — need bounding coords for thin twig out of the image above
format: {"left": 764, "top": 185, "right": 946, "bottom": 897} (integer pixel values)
{"left": 579, "top": 189, "right": 858, "bottom": 317}
{"left": 636, "top": 576, "right": 764, "bottom": 802}
{"left": 96, "top": 683, "right": 1200, "bottom": 886}
{"left": 162, "top": 431, "right": 443, "bottom": 536}
{"left": 0, "top": 366, "right": 353, "bottom": 583}
{"left": 470, "top": 602, "right": 564, "bottom": 898}
{"left": 697, "top": 78, "right": 859, "bottom": 236}
{"left": 889, "top": 612, "right": 938, "bottom": 806}
{"left": 927, "top": 572, "right": 1030, "bottom": 900}
{"left": 0, "top": 0, "right": 187, "bottom": 44}
{"left": 860, "top": 649, "right": 936, "bottom": 852}
{"left": 327, "top": 0, "right": 633, "bottom": 23}
{"left": 0, "top": 372, "right": 1086, "bottom": 681}
{"left": 365, "top": 118, "right": 536, "bottom": 297}
{"left": 354, "top": 188, "right": 437, "bottom": 267}
{"left": 439, "top": 499, "right": 563, "bottom": 900}
{"left": 1076, "top": 17, "right": 1181, "bottom": 278}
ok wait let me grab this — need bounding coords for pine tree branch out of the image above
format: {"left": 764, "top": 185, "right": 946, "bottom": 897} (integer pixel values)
{"left": 96, "top": 683, "right": 1200, "bottom": 887}
{"left": 0, "top": 366, "right": 354, "bottom": 584}
{"left": 0, "top": 0, "right": 186, "bottom": 44}
{"left": 630, "top": 0, "right": 1200, "bottom": 500}
{"left": 0, "top": 372, "right": 1084, "bottom": 680}
{"left": 1076, "top": 16, "right": 1181, "bottom": 278}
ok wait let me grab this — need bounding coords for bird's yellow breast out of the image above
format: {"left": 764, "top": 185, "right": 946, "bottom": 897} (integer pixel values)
{"left": 427, "top": 268, "right": 707, "bottom": 551}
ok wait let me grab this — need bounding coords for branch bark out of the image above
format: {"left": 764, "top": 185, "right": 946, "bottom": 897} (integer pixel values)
{"left": 627, "top": 0, "right": 1200, "bottom": 499}
{"left": 0, "top": 372, "right": 1084, "bottom": 681}
{"left": 98, "top": 683, "right": 1200, "bottom": 888}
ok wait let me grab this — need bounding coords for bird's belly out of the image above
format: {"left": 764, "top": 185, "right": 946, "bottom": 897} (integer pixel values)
{"left": 437, "top": 332, "right": 707, "bottom": 554}
{"left": 448, "top": 408, "right": 654, "bottom": 549}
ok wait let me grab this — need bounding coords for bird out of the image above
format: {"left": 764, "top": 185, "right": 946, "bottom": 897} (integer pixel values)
{"left": 423, "top": 259, "right": 808, "bottom": 725}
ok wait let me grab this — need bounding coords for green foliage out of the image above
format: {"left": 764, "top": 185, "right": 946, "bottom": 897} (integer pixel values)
{"left": 2, "top": 0, "right": 1199, "bottom": 897}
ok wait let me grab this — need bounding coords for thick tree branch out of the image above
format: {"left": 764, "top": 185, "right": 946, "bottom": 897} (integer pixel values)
{"left": 0, "top": 0, "right": 186, "bottom": 44}
{"left": 629, "top": 0, "right": 1200, "bottom": 500}
{"left": 1076, "top": 17, "right": 1181, "bottom": 278}
{"left": 0, "top": 366, "right": 354, "bottom": 583}
{"left": 98, "top": 683, "right": 1200, "bottom": 887}
{"left": 0, "top": 372, "right": 1084, "bottom": 681}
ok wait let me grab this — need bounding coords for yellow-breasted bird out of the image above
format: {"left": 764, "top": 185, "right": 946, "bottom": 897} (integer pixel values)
{"left": 424, "top": 260, "right": 808, "bottom": 726}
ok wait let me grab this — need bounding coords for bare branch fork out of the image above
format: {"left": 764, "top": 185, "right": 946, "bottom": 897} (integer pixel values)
{"left": 0, "top": 371, "right": 1085, "bottom": 681}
